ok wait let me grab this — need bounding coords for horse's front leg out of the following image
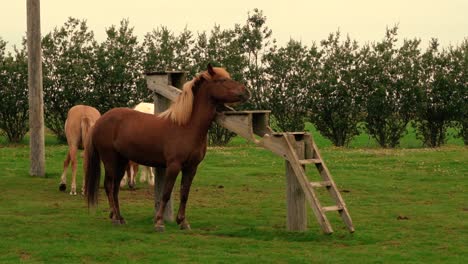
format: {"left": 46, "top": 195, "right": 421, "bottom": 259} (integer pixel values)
{"left": 177, "top": 165, "right": 198, "bottom": 230}
{"left": 154, "top": 162, "right": 181, "bottom": 232}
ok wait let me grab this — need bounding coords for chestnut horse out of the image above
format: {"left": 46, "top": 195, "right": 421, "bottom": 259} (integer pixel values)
{"left": 60, "top": 105, "right": 101, "bottom": 195}
{"left": 85, "top": 64, "right": 249, "bottom": 231}
{"left": 120, "top": 102, "right": 156, "bottom": 189}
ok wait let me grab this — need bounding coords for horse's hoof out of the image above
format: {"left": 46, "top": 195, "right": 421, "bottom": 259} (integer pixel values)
{"left": 59, "top": 184, "right": 66, "bottom": 192}
{"left": 155, "top": 224, "right": 165, "bottom": 232}
{"left": 180, "top": 223, "right": 191, "bottom": 230}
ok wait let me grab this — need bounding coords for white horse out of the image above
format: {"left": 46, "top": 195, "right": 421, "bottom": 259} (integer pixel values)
{"left": 120, "top": 102, "right": 156, "bottom": 188}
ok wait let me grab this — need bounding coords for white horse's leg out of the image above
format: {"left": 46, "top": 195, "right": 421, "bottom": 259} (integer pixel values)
{"left": 120, "top": 172, "right": 128, "bottom": 187}
{"left": 149, "top": 167, "right": 155, "bottom": 186}
{"left": 143, "top": 166, "right": 155, "bottom": 186}
{"left": 128, "top": 164, "right": 136, "bottom": 189}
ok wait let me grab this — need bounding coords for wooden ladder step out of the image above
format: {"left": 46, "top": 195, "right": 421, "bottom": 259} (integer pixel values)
{"left": 299, "top": 158, "right": 321, "bottom": 165}
{"left": 322, "top": 205, "right": 343, "bottom": 212}
{"left": 310, "top": 181, "right": 332, "bottom": 188}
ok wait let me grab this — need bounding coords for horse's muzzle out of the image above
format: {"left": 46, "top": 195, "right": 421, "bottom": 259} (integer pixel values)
{"left": 239, "top": 88, "right": 251, "bottom": 102}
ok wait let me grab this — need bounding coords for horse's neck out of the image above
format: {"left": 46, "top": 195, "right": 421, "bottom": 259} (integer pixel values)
{"left": 187, "top": 92, "right": 217, "bottom": 135}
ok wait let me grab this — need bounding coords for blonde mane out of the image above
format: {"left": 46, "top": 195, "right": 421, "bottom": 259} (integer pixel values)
{"left": 159, "top": 67, "right": 231, "bottom": 125}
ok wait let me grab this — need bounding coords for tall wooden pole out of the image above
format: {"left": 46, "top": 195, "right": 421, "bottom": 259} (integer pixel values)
{"left": 27, "top": 0, "right": 45, "bottom": 177}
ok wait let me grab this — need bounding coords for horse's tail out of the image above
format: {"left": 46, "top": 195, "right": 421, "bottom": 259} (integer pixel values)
{"left": 84, "top": 127, "right": 101, "bottom": 208}
{"left": 81, "top": 117, "right": 92, "bottom": 148}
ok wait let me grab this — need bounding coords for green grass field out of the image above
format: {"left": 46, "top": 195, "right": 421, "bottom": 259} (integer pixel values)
{"left": 0, "top": 130, "right": 466, "bottom": 263}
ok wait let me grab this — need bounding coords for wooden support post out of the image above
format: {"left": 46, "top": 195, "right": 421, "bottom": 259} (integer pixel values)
{"left": 27, "top": 0, "right": 45, "bottom": 177}
{"left": 285, "top": 138, "right": 307, "bottom": 231}
{"left": 147, "top": 71, "right": 186, "bottom": 222}
{"left": 153, "top": 91, "right": 173, "bottom": 222}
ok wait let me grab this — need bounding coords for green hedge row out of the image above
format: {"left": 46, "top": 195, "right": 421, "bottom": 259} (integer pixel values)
{"left": 0, "top": 10, "right": 466, "bottom": 147}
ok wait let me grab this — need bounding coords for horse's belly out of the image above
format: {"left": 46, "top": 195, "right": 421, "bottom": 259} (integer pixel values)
{"left": 120, "top": 147, "right": 166, "bottom": 168}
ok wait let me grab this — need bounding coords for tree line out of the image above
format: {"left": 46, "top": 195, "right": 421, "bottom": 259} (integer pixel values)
{"left": 0, "top": 9, "right": 466, "bottom": 147}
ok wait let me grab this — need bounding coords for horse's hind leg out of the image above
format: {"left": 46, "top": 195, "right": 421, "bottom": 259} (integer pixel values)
{"left": 120, "top": 163, "right": 129, "bottom": 188}
{"left": 148, "top": 166, "right": 155, "bottom": 186}
{"left": 69, "top": 146, "right": 79, "bottom": 195}
{"left": 104, "top": 156, "right": 127, "bottom": 225}
{"left": 128, "top": 162, "right": 138, "bottom": 189}
{"left": 59, "top": 151, "right": 71, "bottom": 191}
{"left": 177, "top": 165, "right": 198, "bottom": 230}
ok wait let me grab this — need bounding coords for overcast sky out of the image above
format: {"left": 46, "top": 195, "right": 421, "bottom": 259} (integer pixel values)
{"left": 1, "top": 0, "right": 467, "bottom": 51}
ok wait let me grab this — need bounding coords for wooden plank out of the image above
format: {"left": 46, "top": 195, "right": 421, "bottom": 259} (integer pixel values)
{"left": 146, "top": 80, "right": 181, "bottom": 101}
{"left": 299, "top": 159, "right": 322, "bottom": 165}
{"left": 258, "top": 134, "right": 290, "bottom": 158}
{"left": 286, "top": 138, "right": 307, "bottom": 231}
{"left": 322, "top": 205, "right": 343, "bottom": 212}
{"left": 215, "top": 113, "right": 255, "bottom": 142}
{"left": 223, "top": 110, "right": 272, "bottom": 115}
{"left": 310, "top": 181, "right": 332, "bottom": 188}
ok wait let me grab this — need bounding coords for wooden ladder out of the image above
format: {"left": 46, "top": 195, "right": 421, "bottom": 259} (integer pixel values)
{"left": 260, "top": 132, "right": 355, "bottom": 234}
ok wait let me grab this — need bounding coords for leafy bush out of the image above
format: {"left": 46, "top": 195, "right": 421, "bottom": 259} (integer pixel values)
{"left": 90, "top": 19, "right": 144, "bottom": 114}
{"left": 3, "top": 11, "right": 466, "bottom": 148}
{"left": 42, "top": 18, "right": 96, "bottom": 141}
{"left": 263, "top": 40, "right": 320, "bottom": 131}
{"left": 413, "top": 39, "right": 460, "bottom": 147}
{"left": 362, "top": 27, "right": 421, "bottom": 147}
{"left": 0, "top": 40, "right": 29, "bottom": 143}
{"left": 307, "top": 31, "right": 366, "bottom": 146}
{"left": 450, "top": 40, "right": 468, "bottom": 145}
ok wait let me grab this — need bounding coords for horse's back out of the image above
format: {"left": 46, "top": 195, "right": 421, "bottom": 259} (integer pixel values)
{"left": 67, "top": 105, "right": 101, "bottom": 123}
{"left": 66, "top": 105, "right": 101, "bottom": 147}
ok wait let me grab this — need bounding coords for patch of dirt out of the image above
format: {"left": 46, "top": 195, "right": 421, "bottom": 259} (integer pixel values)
{"left": 19, "top": 251, "right": 31, "bottom": 261}
{"left": 397, "top": 215, "right": 409, "bottom": 220}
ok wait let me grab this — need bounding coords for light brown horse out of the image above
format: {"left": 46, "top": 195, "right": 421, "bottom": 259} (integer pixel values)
{"left": 60, "top": 105, "right": 101, "bottom": 195}
{"left": 85, "top": 64, "right": 249, "bottom": 231}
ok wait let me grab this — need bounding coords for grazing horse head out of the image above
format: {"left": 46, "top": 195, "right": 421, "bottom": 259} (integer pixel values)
{"left": 85, "top": 64, "right": 249, "bottom": 231}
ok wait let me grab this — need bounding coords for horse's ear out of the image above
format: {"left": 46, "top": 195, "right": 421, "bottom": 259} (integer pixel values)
{"left": 207, "top": 63, "right": 215, "bottom": 76}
